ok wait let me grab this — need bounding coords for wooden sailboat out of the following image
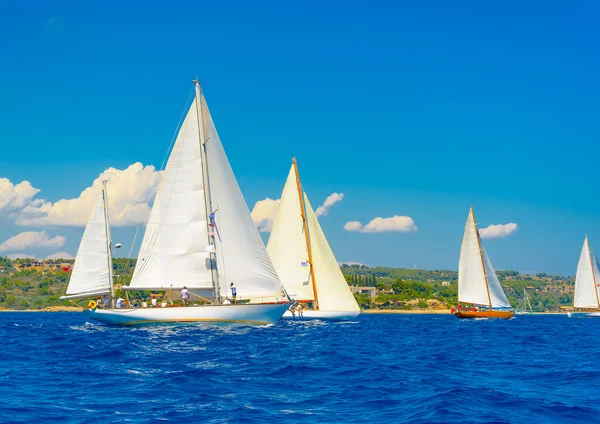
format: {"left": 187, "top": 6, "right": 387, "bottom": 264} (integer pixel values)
{"left": 569, "top": 236, "right": 600, "bottom": 317}
{"left": 454, "top": 207, "right": 514, "bottom": 319}
{"left": 267, "top": 158, "right": 361, "bottom": 320}
{"left": 78, "top": 81, "right": 289, "bottom": 325}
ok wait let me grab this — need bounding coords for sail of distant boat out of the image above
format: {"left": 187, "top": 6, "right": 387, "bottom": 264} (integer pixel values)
{"left": 455, "top": 206, "right": 513, "bottom": 319}
{"left": 516, "top": 288, "right": 533, "bottom": 315}
{"left": 572, "top": 236, "right": 600, "bottom": 311}
{"left": 79, "top": 81, "right": 289, "bottom": 325}
{"left": 267, "top": 159, "right": 360, "bottom": 320}
{"left": 60, "top": 181, "right": 114, "bottom": 302}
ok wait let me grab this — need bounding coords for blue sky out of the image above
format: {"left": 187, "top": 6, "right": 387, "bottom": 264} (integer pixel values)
{"left": 0, "top": 1, "right": 599, "bottom": 275}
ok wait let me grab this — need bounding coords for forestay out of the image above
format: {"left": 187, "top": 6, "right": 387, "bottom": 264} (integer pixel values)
{"left": 574, "top": 237, "right": 600, "bottom": 309}
{"left": 266, "top": 165, "right": 314, "bottom": 302}
{"left": 203, "top": 101, "right": 286, "bottom": 301}
{"left": 62, "top": 192, "right": 111, "bottom": 299}
{"left": 128, "top": 98, "right": 214, "bottom": 291}
{"left": 305, "top": 195, "right": 360, "bottom": 312}
{"left": 458, "top": 208, "right": 489, "bottom": 306}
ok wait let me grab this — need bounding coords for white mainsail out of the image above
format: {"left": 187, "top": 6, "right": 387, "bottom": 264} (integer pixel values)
{"left": 304, "top": 195, "right": 360, "bottom": 312}
{"left": 266, "top": 166, "right": 314, "bottom": 301}
{"left": 458, "top": 207, "right": 511, "bottom": 309}
{"left": 62, "top": 189, "right": 112, "bottom": 300}
{"left": 268, "top": 161, "right": 359, "bottom": 312}
{"left": 128, "top": 91, "right": 285, "bottom": 302}
{"left": 573, "top": 236, "right": 600, "bottom": 309}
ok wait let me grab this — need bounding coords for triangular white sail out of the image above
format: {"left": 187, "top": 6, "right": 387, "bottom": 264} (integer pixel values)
{"left": 458, "top": 207, "right": 511, "bottom": 309}
{"left": 304, "top": 195, "right": 360, "bottom": 312}
{"left": 481, "top": 247, "right": 511, "bottom": 308}
{"left": 267, "top": 166, "right": 314, "bottom": 301}
{"left": 128, "top": 93, "right": 285, "bottom": 302}
{"left": 574, "top": 237, "right": 600, "bottom": 309}
{"left": 129, "top": 98, "right": 213, "bottom": 291}
{"left": 203, "top": 102, "right": 285, "bottom": 301}
{"left": 63, "top": 191, "right": 111, "bottom": 299}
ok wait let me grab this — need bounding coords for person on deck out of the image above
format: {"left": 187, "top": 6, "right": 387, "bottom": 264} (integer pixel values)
{"left": 151, "top": 295, "right": 158, "bottom": 308}
{"left": 230, "top": 282, "right": 237, "bottom": 304}
{"left": 142, "top": 299, "right": 148, "bottom": 308}
{"left": 181, "top": 286, "right": 190, "bottom": 307}
{"left": 103, "top": 296, "right": 110, "bottom": 309}
{"left": 116, "top": 297, "right": 124, "bottom": 309}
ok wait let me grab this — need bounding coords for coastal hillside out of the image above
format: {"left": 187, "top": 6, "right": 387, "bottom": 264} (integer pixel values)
{"left": 0, "top": 258, "right": 573, "bottom": 312}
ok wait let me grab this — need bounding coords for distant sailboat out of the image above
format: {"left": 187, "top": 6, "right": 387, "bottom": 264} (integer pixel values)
{"left": 81, "top": 81, "right": 289, "bottom": 325}
{"left": 454, "top": 207, "right": 514, "bottom": 319}
{"left": 515, "top": 288, "right": 533, "bottom": 315}
{"left": 569, "top": 236, "right": 600, "bottom": 317}
{"left": 60, "top": 180, "right": 115, "bottom": 304}
{"left": 267, "top": 158, "right": 361, "bottom": 320}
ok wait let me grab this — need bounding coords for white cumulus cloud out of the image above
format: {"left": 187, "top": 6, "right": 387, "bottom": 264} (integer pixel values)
{"left": 344, "top": 215, "right": 418, "bottom": 233}
{"left": 6, "top": 253, "right": 36, "bottom": 260}
{"left": 479, "top": 223, "right": 518, "bottom": 239}
{"left": 15, "top": 162, "right": 163, "bottom": 227}
{"left": 251, "top": 191, "right": 343, "bottom": 233}
{"left": 343, "top": 221, "right": 363, "bottom": 232}
{"left": 0, "top": 231, "right": 66, "bottom": 252}
{"left": 0, "top": 179, "right": 40, "bottom": 211}
{"left": 251, "top": 198, "right": 281, "bottom": 233}
{"left": 315, "top": 193, "right": 344, "bottom": 217}
{"left": 46, "top": 252, "right": 75, "bottom": 260}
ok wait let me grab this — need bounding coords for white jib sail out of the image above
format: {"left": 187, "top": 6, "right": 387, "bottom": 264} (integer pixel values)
{"left": 481, "top": 247, "right": 511, "bottom": 309}
{"left": 304, "top": 195, "right": 360, "bottom": 312}
{"left": 574, "top": 237, "right": 600, "bottom": 309}
{"left": 267, "top": 165, "right": 315, "bottom": 302}
{"left": 203, "top": 100, "right": 286, "bottom": 302}
{"left": 64, "top": 191, "right": 111, "bottom": 298}
{"left": 129, "top": 98, "right": 213, "bottom": 291}
{"left": 458, "top": 207, "right": 491, "bottom": 306}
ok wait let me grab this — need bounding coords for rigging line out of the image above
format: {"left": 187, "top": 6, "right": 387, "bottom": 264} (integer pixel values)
{"left": 159, "top": 87, "right": 195, "bottom": 172}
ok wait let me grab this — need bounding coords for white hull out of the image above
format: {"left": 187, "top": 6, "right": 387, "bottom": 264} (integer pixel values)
{"left": 568, "top": 311, "right": 600, "bottom": 318}
{"left": 83, "top": 303, "right": 289, "bottom": 326}
{"left": 282, "top": 309, "right": 361, "bottom": 321}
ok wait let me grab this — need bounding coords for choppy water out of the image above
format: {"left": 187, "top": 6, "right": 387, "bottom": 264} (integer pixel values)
{"left": 1, "top": 313, "right": 599, "bottom": 423}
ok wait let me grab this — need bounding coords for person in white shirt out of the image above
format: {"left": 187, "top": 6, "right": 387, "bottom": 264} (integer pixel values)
{"left": 116, "top": 297, "right": 124, "bottom": 309}
{"left": 230, "top": 282, "right": 237, "bottom": 304}
{"left": 151, "top": 296, "right": 157, "bottom": 307}
{"left": 142, "top": 300, "right": 148, "bottom": 308}
{"left": 181, "top": 286, "right": 190, "bottom": 307}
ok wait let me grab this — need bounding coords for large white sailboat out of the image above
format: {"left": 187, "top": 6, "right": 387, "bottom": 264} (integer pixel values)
{"left": 60, "top": 180, "right": 115, "bottom": 304}
{"left": 81, "top": 81, "right": 289, "bottom": 325}
{"left": 454, "top": 206, "right": 514, "bottom": 319}
{"left": 267, "top": 159, "right": 360, "bottom": 320}
{"left": 569, "top": 236, "right": 600, "bottom": 317}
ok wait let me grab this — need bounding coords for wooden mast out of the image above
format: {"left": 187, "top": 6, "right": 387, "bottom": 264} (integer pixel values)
{"left": 293, "top": 158, "right": 319, "bottom": 310}
{"left": 587, "top": 237, "right": 600, "bottom": 310}
{"left": 472, "top": 206, "right": 493, "bottom": 310}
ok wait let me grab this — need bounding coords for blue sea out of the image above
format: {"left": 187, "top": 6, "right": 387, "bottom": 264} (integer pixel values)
{"left": 1, "top": 313, "right": 599, "bottom": 423}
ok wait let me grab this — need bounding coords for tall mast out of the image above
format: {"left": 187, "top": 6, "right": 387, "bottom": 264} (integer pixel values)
{"left": 194, "top": 80, "right": 221, "bottom": 304}
{"left": 587, "top": 237, "right": 600, "bottom": 309}
{"left": 293, "top": 158, "right": 319, "bottom": 310}
{"left": 472, "top": 207, "right": 493, "bottom": 309}
{"left": 102, "top": 180, "right": 115, "bottom": 307}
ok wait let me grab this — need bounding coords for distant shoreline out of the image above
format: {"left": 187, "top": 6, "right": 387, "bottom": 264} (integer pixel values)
{"left": 0, "top": 306, "right": 80, "bottom": 313}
